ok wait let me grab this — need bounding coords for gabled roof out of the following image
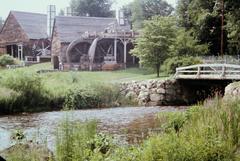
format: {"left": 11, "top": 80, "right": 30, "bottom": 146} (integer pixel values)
{"left": 54, "top": 16, "right": 131, "bottom": 43}
{"left": 11, "top": 11, "right": 48, "bottom": 39}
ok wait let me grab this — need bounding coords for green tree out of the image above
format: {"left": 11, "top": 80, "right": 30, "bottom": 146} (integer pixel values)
{"left": 131, "top": 16, "right": 176, "bottom": 77}
{"left": 125, "top": 0, "right": 174, "bottom": 30}
{"left": 131, "top": 0, "right": 144, "bottom": 30}
{"left": 176, "top": 0, "right": 193, "bottom": 29}
{"left": 225, "top": 1, "right": 240, "bottom": 55}
{"left": 142, "top": 0, "right": 174, "bottom": 18}
{"left": 70, "top": 0, "right": 113, "bottom": 17}
{"left": 58, "top": 9, "right": 65, "bottom": 16}
{"left": 188, "top": 0, "right": 226, "bottom": 55}
{"left": 176, "top": 0, "right": 233, "bottom": 55}
{"left": 171, "top": 29, "right": 209, "bottom": 56}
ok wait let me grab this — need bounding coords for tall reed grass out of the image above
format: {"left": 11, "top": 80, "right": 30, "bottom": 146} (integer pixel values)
{"left": 3, "top": 98, "right": 240, "bottom": 160}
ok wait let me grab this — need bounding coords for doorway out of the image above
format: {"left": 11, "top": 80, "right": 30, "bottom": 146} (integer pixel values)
{"left": 6, "top": 45, "right": 18, "bottom": 58}
{"left": 6, "top": 44, "right": 24, "bottom": 60}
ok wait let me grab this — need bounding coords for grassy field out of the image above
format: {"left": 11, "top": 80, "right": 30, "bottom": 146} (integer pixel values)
{"left": 0, "top": 63, "right": 168, "bottom": 96}
{"left": 0, "top": 63, "right": 168, "bottom": 114}
{"left": 0, "top": 63, "right": 167, "bottom": 82}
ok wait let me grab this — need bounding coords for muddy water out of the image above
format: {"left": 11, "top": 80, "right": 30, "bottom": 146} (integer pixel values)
{"left": 0, "top": 106, "right": 186, "bottom": 151}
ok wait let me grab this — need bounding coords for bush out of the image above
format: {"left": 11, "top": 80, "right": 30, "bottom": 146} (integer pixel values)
{"left": 1, "top": 144, "right": 53, "bottom": 161}
{"left": 55, "top": 118, "right": 109, "bottom": 161}
{"left": 139, "top": 99, "right": 240, "bottom": 161}
{"left": 161, "top": 56, "right": 202, "bottom": 74}
{"left": 64, "top": 88, "right": 101, "bottom": 109}
{"left": 88, "top": 133, "right": 113, "bottom": 154}
{"left": 64, "top": 84, "right": 136, "bottom": 110}
{"left": 0, "top": 55, "right": 18, "bottom": 67}
{"left": 158, "top": 112, "right": 187, "bottom": 133}
{"left": 0, "top": 87, "right": 21, "bottom": 114}
{"left": 0, "top": 71, "right": 51, "bottom": 113}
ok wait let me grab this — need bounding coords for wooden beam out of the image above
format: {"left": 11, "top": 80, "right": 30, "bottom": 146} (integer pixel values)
{"left": 124, "top": 41, "right": 127, "bottom": 69}
{"left": 11, "top": 45, "right": 13, "bottom": 56}
{"left": 114, "top": 38, "right": 117, "bottom": 62}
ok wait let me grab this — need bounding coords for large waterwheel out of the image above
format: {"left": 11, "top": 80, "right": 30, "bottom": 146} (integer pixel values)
{"left": 66, "top": 38, "right": 92, "bottom": 70}
{"left": 94, "top": 38, "right": 124, "bottom": 63}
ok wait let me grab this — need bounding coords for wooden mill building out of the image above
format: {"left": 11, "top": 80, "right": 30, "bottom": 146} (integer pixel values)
{"left": 51, "top": 14, "right": 138, "bottom": 71}
{"left": 0, "top": 11, "right": 50, "bottom": 61}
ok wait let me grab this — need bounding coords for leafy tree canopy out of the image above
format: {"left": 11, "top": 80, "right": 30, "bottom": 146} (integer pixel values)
{"left": 58, "top": 9, "right": 65, "bottom": 16}
{"left": 171, "top": 29, "right": 209, "bottom": 57}
{"left": 123, "top": 0, "right": 174, "bottom": 30}
{"left": 176, "top": 0, "right": 240, "bottom": 55}
{"left": 70, "top": 0, "right": 113, "bottom": 17}
{"left": 130, "top": 16, "right": 177, "bottom": 77}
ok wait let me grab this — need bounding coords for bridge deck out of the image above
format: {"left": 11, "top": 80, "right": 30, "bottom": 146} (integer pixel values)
{"left": 175, "top": 64, "right": 240, "bottom": 80}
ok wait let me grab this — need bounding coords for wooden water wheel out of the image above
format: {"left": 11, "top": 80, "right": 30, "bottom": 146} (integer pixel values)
{"left": 94, "top": 38, "right": 124, "bottom": 64}
{"left": 66, "top": 38, "right": 91, "bottom": 63}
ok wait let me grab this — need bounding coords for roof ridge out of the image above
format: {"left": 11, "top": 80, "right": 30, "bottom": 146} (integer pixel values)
{"left": 56, "top": 15, "right": 116, "bottom": 20}
{"left": 11, "top": 10, "right": 47, "bottom": 16}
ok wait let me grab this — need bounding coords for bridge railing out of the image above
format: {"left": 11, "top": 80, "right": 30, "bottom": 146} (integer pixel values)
{"left": 175, "top": 64, "right": 240, "bottom": 80}
{"left": 202, "top": 55, "right": 240, "bottom": 65}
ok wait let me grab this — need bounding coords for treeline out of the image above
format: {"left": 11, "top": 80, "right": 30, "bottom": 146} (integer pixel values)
{"left": 67, "top": 0, "right": 240, "bottom": 77}
{"left": 177, "top": 0, "right": 240, "bottom": 56}
{"left": 69, "top": 0, "right": 239, "bottom": 56}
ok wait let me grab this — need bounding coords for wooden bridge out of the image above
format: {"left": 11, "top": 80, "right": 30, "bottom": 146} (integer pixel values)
{"left": 175, "top": 64, "right": 240, "bottom": 80}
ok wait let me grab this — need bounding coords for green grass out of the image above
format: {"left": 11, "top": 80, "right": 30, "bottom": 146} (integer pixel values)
{"left": 0, "top": 63, "right": 166, "bottom": 114}
{"left": 0, "top": 63, "right": 166, "bottom": 82}
{"left": 0, "top": 63, "right": 167, "bottom": 96}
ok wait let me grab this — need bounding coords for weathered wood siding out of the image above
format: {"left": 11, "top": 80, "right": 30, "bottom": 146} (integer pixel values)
{"left": 0, "top": 47, "right": 6, "bottom": 54}
{"left": 0, "top": 13, "right": 29, "bottom": 45}
{"left": 51, "top": 25, "right": 62, "bottom": 69}
{"left": 51, "top": 26, "right": 61, "bottom": 57}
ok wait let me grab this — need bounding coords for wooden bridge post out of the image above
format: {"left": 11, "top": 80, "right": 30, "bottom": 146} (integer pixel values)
{"left": 197, "top": 66, "right": 201, "bottom": 78}
{"left": 124, "top": 41, "right": 127, "bottom": 69}
{"left": 221, "top": 65, "right": 226, "bottom": 78}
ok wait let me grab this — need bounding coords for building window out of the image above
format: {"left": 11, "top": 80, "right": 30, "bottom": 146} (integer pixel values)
{"left": 18, "top": 44, "right": 23, "bottom": 60}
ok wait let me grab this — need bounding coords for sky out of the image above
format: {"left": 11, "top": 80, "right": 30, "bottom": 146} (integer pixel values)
{"left": 0, "top": 0, "right": 177, "bottom": 20}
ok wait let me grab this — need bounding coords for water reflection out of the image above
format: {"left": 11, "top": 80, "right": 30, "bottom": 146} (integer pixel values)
{"left": 0, "top": 106, "right": 186, "bottom": 151}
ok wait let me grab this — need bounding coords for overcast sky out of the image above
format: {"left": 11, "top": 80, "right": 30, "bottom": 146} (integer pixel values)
{"left": 0, "top": 0, "right": 177, "bottom": 19}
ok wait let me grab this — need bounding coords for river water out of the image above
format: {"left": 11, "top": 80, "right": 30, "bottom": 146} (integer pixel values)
{"left": 0, "top": 106, "right": 186, "bottom": 151}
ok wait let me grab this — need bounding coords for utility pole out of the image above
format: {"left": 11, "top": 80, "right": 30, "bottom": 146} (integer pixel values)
{"left": 220, "top": 0, "right": 224, "bottom": 57}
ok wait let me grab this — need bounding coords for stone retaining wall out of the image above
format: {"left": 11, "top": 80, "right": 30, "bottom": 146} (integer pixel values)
{"left": 224, "top": 82, "right": 240, "bottom": 98}
{"left": 120, "top": 79, "right": 190, "bottom": 106}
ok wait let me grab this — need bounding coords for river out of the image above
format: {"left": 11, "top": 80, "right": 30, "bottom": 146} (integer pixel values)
{"left": 0, "top": 106, "right": 186, "bottom": 151}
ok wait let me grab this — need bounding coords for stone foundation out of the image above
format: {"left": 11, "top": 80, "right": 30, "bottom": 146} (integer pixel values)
{"left": 120, "top": 79, "right": 190, "bottom": 106}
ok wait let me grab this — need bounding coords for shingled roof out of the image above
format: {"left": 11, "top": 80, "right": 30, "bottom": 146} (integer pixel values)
{"left": 54, "top": 16, "right": 131, "bottom": 43}
{"left": 11, "top": 11, "right": 48, "bottom": 39}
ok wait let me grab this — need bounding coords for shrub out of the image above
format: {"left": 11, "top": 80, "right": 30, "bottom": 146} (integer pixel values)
{"left": 64, "top": 84, "right": 136, "bottom": 110}
{"left": 55, "top": 118, "right": 107, "bottom": 161}
{"left": 0, "top": 55, "right": 18, "bottom": 67}
{"left": 88, "top": 133, "right": 113, "bottom": 154}
{"left": 0, "top": 71, "right": 51, "bottom": 113}
{"left": 64, "top": 88, "right": 101, "bottom": 109}
{"left": 161, "top": 56, "right": 202, "bottom": 74}
{"left": 1, "top": 144, "right": 53, "bottom": 161}
{"left": 91, "top": 83, "right": 130, "bottom": 107}
{"left": 0, "top": 87, "right": 21, "bottom": 114}
{"left": 142, "top": 99, "right": 240, "bottom": 161}
{"left": 158, "top": 112, "right": 187, "bottom": 133}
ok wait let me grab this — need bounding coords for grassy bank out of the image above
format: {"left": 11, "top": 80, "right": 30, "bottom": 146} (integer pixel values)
{"left": 3, "top": 98, "right": 240, "bottom": 160}
{"left": 0, "top": 63, "right": 166, "bottom": 114}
